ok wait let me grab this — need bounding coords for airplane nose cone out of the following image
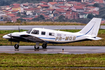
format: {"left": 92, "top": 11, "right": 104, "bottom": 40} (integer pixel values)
{"left": 3, "top": 35, "right": 11, "bottom": 39}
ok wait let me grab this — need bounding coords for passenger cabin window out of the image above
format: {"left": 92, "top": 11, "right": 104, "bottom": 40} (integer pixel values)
{"left": 41, "top": 31, "right": 46, "bottom": 35}
{"left": 49, "top": 33, "right": 54, "bottom": 36}
{"left": 31, "top": 30, "right": 39, "bottom": 34}
{"left": 57, "top": 34, "right": 61, "bottom": 36}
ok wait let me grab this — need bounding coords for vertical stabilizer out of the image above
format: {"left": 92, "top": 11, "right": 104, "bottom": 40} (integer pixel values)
{"left": 79, "top": 18, "right": 102, "bottom": 37}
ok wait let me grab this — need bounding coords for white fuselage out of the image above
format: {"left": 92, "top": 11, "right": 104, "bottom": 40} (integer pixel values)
{"left": 30, "top": 28, "right": 87, "bottom": 43}
{"left": 3, "top": 28, "right": 90, "bottom": 44}
{"left": 2, "top": 18, "right": 102, "bottom": 49}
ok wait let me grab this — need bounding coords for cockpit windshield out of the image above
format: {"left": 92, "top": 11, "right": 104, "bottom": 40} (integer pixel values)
{"left": 27, "top": 29, "right": 32, "bottom": 33}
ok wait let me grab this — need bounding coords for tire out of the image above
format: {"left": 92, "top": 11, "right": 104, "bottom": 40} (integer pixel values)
{"left": 34, "top": 46, "right": 39, "bottom": 49}
{"left": 14, "top": 44, "right": 19, "bottom": 49}
{"left": 42, "top": 43, "right": 47, "bottom": 49}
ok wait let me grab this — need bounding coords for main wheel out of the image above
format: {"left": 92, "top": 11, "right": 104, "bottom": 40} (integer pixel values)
{"left": 42, "top": 43, "right": 47, "bottom": 49}
{"left": 34, "top": 46, "right": 39, "bottom": 49}
{"left": 14, "top": 44, "right": 19, "bottom": 49}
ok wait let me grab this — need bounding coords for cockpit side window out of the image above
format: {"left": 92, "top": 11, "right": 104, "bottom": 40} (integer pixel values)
{"left": 31, "top": 30, "right": 39, "bottom": 34}
{"left": 49, "top": 32, "right": 54, "bottom": 36}
{"left": 41, "top": 31, "right": 46, "bottom": 35}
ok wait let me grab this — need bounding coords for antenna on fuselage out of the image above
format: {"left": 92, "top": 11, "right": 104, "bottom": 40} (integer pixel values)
{"left": 10, "top": 33, "right": 13, "bottom": 45}
{"left": 18, "top": 22, "right": 22, "bottom": 32}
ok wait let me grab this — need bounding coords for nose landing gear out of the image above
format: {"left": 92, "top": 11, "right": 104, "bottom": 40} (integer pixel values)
{"left": 14, "top": 44, "right": 19, "bottom": 49}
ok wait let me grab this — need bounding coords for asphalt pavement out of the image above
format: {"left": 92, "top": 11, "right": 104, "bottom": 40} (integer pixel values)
{"left": 0, "top": 25, "right": 105, "bottom": 30}
{"left": 0, "top": 46, "right": 105, "bottom": 54}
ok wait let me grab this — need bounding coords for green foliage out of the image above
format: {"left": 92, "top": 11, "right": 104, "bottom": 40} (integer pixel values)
{"left": 57, "top": 15, "right": 66, "bottom": 22}
{"left": 0, "top": 30, "right": 26, "bottom": 34}
{"left": 87, "top": 14, "right": 94, "bottom": 19}
{"left": 0, "top": 0, "right": 10, "bottom": 6}
{"left": 17, "top": 12, "right": 21, "bottom": 17}
{"left": 99, "top": 7, "right": 105, "bottom": 19}
{"left": 69, "top": 18, "right": 90, "bottom": 24}
{"left": 0, "top": 53, "right": 105, "bottom": 67}
{"left": 0, "top": 67, "right": 104, "bottom": 70}
{"left": 61, "top": 29, "right": 80, "bottom": 32}
{"left": 55, "top": 16, "right": 90, "bottom": 24}
{"left": 32, "top": 15, "right": 45, "bottom": 21}
{"left": 17, "top": 18, "right": 26, "bottom": 22}
{"left": 67, "top": 0, "right": 81, "bottom": 2}
{"left": 39, "top": 15, "right": 45, "bottom": 20}
{"left": 93, "top": 3, "right": 100, "bottom": 7}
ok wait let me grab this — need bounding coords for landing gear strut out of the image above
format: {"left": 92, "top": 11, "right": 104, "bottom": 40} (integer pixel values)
{"left": 14, "top": 44, "right": 19, "bottom": 49}
{"left": 42, "top": 43, "right": 47, "bottom": 49}
{"left": 34, "top": 46, "right": 39, "bottom": 49}
{"left": 34, "top": 42, "right": 47, "bottom": 49}
{"left": 34, "top": 42, "right": 39, "bottom": 49}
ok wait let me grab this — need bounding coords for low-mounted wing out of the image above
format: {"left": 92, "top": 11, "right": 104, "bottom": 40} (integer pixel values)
{"left": 21, "top": 35, "right": 45, "bottom": 43}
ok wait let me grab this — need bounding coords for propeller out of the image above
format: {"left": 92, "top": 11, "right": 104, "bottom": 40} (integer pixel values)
{"left": 18, "top": 22, "right": 22, "bottom": 32}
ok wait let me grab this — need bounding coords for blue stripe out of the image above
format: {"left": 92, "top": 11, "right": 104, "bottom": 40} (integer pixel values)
{"left": 85, "top": 25, "right": 94, "bottom": 35}
{"left": 76, "top": 35, "right": 84, "bottom": 38}
{"left": 76, "top": 24, "right": 94, "bottom": 38}
{"left": 39, "top": 37, "right": 55, "bottom": 40}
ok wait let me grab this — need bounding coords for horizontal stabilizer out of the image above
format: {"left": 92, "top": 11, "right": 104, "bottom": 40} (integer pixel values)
{"left": 86, "top": 37, "right": 102, "bottom": 40}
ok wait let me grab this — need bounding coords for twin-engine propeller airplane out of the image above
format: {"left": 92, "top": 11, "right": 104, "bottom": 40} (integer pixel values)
{"left": 3, "top": 18, "right": 102, "bottom": 49}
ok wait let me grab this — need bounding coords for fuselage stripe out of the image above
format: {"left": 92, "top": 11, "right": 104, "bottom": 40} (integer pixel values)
{"left": 76, "top": 24, "right": 94, "bottom": 38}
{"left": 39, "top": 37, "right": 55, "bottom": 40}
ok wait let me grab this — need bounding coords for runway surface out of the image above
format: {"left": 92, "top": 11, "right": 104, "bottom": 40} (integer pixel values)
{"left": 0, "top": 25, "right": 105, "bottom": 30}
{"left": 0, "top": 46, "right": 105, "bottom": 54}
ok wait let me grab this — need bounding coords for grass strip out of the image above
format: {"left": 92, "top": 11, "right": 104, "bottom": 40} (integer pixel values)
{"left": 0, "top": 67, "right": 105, "bottom": 70}
{"left": 0, "top": 22, "right": 83, "bottom": 25}
{"left": 0, "top": 53, "right": 105, "bottom": 67}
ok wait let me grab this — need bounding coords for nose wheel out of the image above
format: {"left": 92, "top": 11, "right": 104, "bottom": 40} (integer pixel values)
{"left": 14, "top": 44, "right": 19, "bottom": 49}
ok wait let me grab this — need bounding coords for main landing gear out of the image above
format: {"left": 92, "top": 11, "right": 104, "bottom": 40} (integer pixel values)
{"left": 14, "top": 42, "right": 47, "bottom": 50}
{"left": 34, "top": 42, "right": 47, "bottom": 49}
{"left": 42, "top": 43, "right": 47, "bottom": 49}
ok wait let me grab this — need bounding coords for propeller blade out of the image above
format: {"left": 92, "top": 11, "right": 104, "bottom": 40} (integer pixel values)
{"left": 10, "top": 40, "right": 12, "bottom": 45}
{"left": 18, "top": 26, "right": 20, "bottom": 32}
{"left": 10, "top": 33, "right": 12, "bottom": 45}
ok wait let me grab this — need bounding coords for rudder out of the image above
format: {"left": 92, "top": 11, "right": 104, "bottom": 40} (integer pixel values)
{"left": 79, "top": 18, "right": 102, "bottom": 37}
